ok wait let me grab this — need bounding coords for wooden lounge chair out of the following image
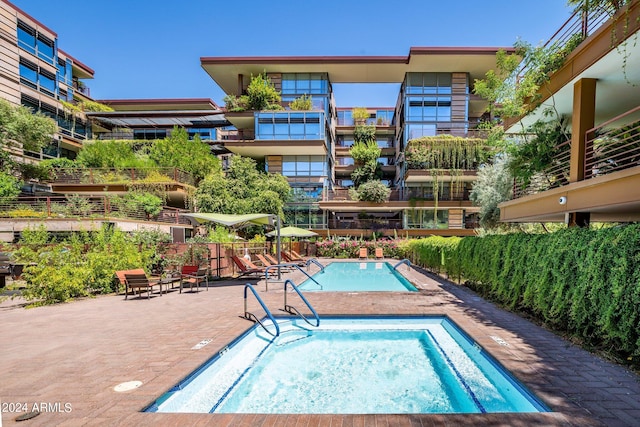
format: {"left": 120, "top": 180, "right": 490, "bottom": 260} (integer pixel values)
{"left": 290, "top": 249, "right": 307, "bottom": 260}
{"left": 180, "top": 266, "right": 208, "bottom": 293}
{"left": 359, "top": 248, "right": 368, "bottom": 259}
{"left": 375, "top": 247, "right": 384, "bottom": 259}
{"left": 115, "top": 269, "right": 162, "bottom": 299}
{"left": 265, "top": 253, "right": 283, "bottom": 266}
{"left": 231, "top": 255, "right": 268, "bottom": 278}
{"left": 257, "top": 254, "right": 294, "bottom": 271}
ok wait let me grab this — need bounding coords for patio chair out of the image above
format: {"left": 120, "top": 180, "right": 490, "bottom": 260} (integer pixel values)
{"left": 290, "top": 249, "right": 307, "bottom": 260}
{"left": 359, "top": 248, "right": 368, "bottom": 259}
{"left": 117, "top": 270, "right": 162, "bottom": 299}
{"left": 257, "top": 254, "right": 294, "bottom": 271}
{"left": 281, "top": 250, "right": 306, "bottom": 264}
{"left": 231, "top": 255, "right": 268, "bottom": 278}
{"left": 180, "top": 266, "right": 209, "bottom": 293}
{"left": 375, "top": 247, "right": 384, "bottom": 259}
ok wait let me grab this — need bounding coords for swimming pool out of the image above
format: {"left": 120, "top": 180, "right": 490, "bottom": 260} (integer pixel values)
{"left": 299, "top": 261, "right": 417, "bottom": 292}
{"left": 146, "top": 316, "right": 548, "bottom": 414}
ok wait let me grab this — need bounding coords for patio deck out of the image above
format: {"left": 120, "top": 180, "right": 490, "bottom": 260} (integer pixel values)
{"left": 1, "top": 261, "right": 639, "bottom": 426}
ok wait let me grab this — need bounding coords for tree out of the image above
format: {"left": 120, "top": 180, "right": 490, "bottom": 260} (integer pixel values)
{"left": 246, "top": 72, "right": 282, "bottom": 111}
{"left": 469, "top": 155, "right": 513, "bottom": 229}
{"left": 195, "top": 156, "right": 290, "bottom": 217}
{"left": 148, "top": 127, "right": 221, "bottom": 181}
{"left": 0, "top": 99, "right": 57, "bottom": 154}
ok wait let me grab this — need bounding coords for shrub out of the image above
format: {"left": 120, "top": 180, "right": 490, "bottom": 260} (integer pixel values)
{"left": 289, "top": 94, "right": 312, "bottom": 110}
{"left": 350, "top": 180, "right": 390, "bottom": 203}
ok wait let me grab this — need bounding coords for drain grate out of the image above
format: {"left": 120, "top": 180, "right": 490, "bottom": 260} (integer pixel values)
{"left": 192, "top": 339, "right": 212, "bottom": 350}
{"left": 490, "top": 336, "right": 509, "bottom": 346}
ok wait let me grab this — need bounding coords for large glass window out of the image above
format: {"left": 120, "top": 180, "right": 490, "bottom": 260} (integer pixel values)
{"left": 17, "top": 21, "right": 36, "bottom": 55}
{"left": 36, "top": 35, "right": 55, "bottom": 64}
{"left": 407, "top": 97, "right": 451, "bottom": 122}
{"left": 282, "top": 155, "right": 327, "bottom": 177}
{"left": 406, "top": 73, "right": 452, "bottom": 95}
{"left": 282, "top": 73, "right": 328, "bottom": 95}
{"left": 39, "top": 69, "right": 56, "bottom": 95}
{"left": 256, "top": 112, "right": 324, "bottom": 140}
{"left": 405, "top": 209, "right": 449, "bottom": 229}
{"left": 19, "top": 60, "right": 38, "bottom": 88}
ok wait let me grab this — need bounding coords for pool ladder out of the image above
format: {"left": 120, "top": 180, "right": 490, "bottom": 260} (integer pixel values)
{"left": 393, "top": 259, "right": 411, "bottom": 270}
{"left": 265, "top": 262, "right": 322, "bottom": 291}
{"left": 243, "top": 281, "right": 320, "bottom": 337}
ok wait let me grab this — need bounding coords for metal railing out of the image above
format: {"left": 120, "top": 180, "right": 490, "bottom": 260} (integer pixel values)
{"left": 327, "top": 219, "right": 403, "bottom": 230}
{"left": 393, "top": 259, "right": 411, "bottom": 270}
{"left": 585, "top": 107, "right": 640, "bottom": 179}
{"left": 283, "top": 279, "right": 320, "bottom": 327}
{"left": 243, "top": 283, "right": 280, "bottom": 337}
{"left": 264, "top": 263, "right": 321, "bottom": 291}
{"left": 46, "top": 168, "right": 196, "bottom": 187}
{"left": 516, "top": 4, "right": 611, "bottom": 81}
{"left": 512, "top": 139, "right": 572, "bottom": 198}
{"left": 0, "top": 196, "right": 191, "bottom": 224}
{"left": 305, "top": 258, "right": 324, "bottom": 272}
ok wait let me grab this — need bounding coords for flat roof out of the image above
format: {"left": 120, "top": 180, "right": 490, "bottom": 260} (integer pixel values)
{"left": 201, "top": 47, "right": 514, "bottom": 94}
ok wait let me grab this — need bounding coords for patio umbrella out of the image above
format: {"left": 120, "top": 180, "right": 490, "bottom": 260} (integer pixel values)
{"left": 265, "top": 226, "right": 318, "bottom": 238}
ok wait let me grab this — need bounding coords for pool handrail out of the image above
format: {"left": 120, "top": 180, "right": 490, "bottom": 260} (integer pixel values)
{"left": 283, "top": 279, "right": 320, "bottom": 327}
{"left": 393, "top": 259, "right": 411, "bottom": 270}
{"left": 265, "top": 262, "right": 321, "bottom": 291}
{"left": 243, "top": 283, "right": 280, "bottom": 337}
{"left": 305, "top": 258, "right": 325, "bottom": 272}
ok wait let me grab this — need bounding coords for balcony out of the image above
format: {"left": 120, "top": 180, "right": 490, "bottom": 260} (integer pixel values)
{"left": 46, "top": 168, "right": 196, "bottom": 187}
{"left": 500, "top": 106, "right": 640, "bottom": 223}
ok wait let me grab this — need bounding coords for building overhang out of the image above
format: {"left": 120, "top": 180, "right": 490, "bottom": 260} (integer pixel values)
{"left": 85, "top": 110, "right": 229, "bottom": 129}
{"left": 201, "top": 47, "right": 514, "bottom": 95}
{"left": 222, "top": 140, "right": 327, "bottom": 157}
{"left": 499, "top": 167, "right": 640, "bottom": 222}
{"left": 99, "top": 98, "right": 220, "bottom": 111}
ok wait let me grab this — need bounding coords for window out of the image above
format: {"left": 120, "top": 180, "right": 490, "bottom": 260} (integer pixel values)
{"left": 282, "top": 73, "right": 328, "bottom": 95}
{"left": 406, "top": 73, "right": 452, "bottom": 95}
{"left": 36, "top": 34, "right": 55, "bottom": 64}
{"left": 255, "top": 112, "right": 324, "bottom": 140}
{"left": 17, "top": 21, "right": 36, "bottom": 55}
{"left": 282, "top": 155, "right": 327, "bottom": 177}
{"left": 406, "top": 97, "right": 451, "bottom": 122}
{"left": 133, "top": 129, "right": 167, "bottom": 140}
{"left": 405, "top": 209, "right": 449, "bottom": 229}
{"left": 336, "top": 157, "right": 354, "bottom": 166}
{"left": 19, "top": 58, "right": 38, "bottom": 88}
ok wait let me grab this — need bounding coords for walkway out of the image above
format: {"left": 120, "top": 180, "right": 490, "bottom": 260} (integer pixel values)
{"left": 1, "top": 261, "right": 639, "bottom": 426}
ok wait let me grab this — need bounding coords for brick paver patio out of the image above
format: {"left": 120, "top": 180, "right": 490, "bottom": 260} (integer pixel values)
{"left": 1, "top": 260, "right": 639, "bottom": 426}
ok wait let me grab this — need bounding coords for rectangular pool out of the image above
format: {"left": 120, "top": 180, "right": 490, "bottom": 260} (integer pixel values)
{"left": 299, "top": 261, "right": 417, "bottom": 292}
{"left": 146, "top": 317, "right": 548, "bottom": 414}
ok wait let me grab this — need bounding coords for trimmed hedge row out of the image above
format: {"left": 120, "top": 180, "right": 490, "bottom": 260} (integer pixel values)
{"left": 403, "top": 226, "right": 640, "bottom": 359}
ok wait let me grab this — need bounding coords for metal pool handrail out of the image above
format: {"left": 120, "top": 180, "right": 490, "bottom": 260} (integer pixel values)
{"left": 283, "top": 279, "right": 320, "bottom": 327}
{"left": 305, "top": 258, "right": 325, "bottom": 272}
{"left": 243, "top": 283, "right": 280, "bottom": 337}
{"left": 265, "top": 263, "right": 321, "bottom": 291}
{"left": 393, "top": 259, "right": 411, "bottom": 270}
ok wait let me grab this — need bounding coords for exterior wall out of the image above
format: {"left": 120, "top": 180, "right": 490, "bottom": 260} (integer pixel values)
{"left": 0, "top": 2, "right": 20, "bottom": 104}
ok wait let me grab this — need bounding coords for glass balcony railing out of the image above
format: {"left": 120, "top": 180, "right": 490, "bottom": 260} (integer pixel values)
{"left": 255, "top": 111, "right": 325, "bottom": 140}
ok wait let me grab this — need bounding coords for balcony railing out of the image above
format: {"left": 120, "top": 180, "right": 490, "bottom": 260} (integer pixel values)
{"left": 516, "top": 4, "right": 611, "bottom": 81}
{"left": 0, "top": 197, "right": 191, "bottom": 225}
{"left": 512, "top": 139, "right": 572, "bottom": 198}
{"left": 585, "top": 107, "right": 640, "bottom": 179}
{"left": 328, "top": 219, "right": 403, "bottom": 230}
{"left": 325, "top": 188, "right": 471, "bottom": 202}
{"left": 45, "top": 168, "right": 196, "bottom": 187}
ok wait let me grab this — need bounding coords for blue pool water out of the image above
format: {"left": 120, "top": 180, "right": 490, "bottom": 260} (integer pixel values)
{"left": 146, "top": 317, "right": 548, "bottom": 414}
{"left": 299, "top": 261, "right": 417, "bottom": 292}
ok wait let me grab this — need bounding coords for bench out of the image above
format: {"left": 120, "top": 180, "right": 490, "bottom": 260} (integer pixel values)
{"left": 115, "top": 269, "right": 162, "bottom": 300}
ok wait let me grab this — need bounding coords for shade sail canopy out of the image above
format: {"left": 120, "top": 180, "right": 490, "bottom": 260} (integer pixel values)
{"left": 266, "top": 226, "right": 318, "bottom": 238}
{"left": 182, "top": 213, "right": 275, "bottom": 228}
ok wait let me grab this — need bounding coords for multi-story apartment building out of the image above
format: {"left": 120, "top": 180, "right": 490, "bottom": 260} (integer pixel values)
{"left": 201, "top": 48, "right": 506, "bottom": 237}
{"left": 499, "top": 1, "right": 640, "bottom": 226}
{"left": 0, "top": 0, "right": 94, "bottom": 161}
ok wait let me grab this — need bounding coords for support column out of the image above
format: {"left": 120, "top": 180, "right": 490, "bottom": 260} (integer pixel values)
{"left": 569, "top": 78, "right": 597, "bottom": 183}
{"left": 237, "top": 74, "right": 244, "bottom": 95}
{"left": 568, "top": 78, "right": 596, "bottom": 227}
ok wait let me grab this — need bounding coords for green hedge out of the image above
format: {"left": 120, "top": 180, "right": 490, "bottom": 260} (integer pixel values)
{"left": 403, "top": 226, "right": 640, "bottom": 360}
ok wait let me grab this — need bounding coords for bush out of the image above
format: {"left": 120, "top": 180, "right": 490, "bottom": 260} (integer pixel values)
{"left": 413, "top": 225, "right": 640, "bottom": 362}
{"left": 289, "top": 94, "right": 312, "bottom": 110}
{"left": 350, "top": 180, "right": 390, "bottom": 203}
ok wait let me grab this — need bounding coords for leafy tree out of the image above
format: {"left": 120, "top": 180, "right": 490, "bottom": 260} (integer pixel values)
{"left": 76, "top": 139, "right": 153, "bottom": 168}
{"left": 470, "top": 155, "right": 514, "bottom": 228}
{"left": 148, "top": 127, "right": 221, "bottom": 181}
{"left": 348, "top": 180, "right": 390, "bottom": 203}
{"left": 246, "top": 72, "right": 282, "bottom": 110}
{"left": 195, "top": 156, "right": 290, "bottom": 217}
{"left": 0, "top": 99, "right": 57, "bottom": 154}
{"left": 0, "top": 171, "right": 21, "bottom": 199}
{"left": 289, "top": 94, "right": 313, "bottom": 110}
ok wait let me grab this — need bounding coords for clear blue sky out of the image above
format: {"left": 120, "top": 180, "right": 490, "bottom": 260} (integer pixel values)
{"left": 12, "top": 0, "right": 575, "bottom": 107}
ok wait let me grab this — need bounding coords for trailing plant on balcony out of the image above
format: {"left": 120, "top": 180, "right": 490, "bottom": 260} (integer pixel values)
{"left": 405, "top": 135, "right": 485, "bottom": 170}
{"left": 223, "top": 94, "right": 249, "bottom": 112}
{"left": 246, "top": 72, "right": 282, "bottom": 111}
{"left": 353, "top": 124, "right": 376, "bottom": 143}
{"left": 0, "top": 99, "right": 57, "bottom": 154}
{"left": 348, "top": 179, "right": 390, "bottom": 203}
{"left": 350, "top": 139, "right": 381, "bottom": 165}
{"left": 289, "top": 94, "right": 313, "bottom": 110}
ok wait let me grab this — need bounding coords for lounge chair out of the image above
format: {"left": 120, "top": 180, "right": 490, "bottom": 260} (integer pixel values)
{"left": 359, "top": 248, "right": 368, "bottom": 259}
{"left": 257, "top": 254, "right": 294, "bottom": 271}
{"left": 375, "top": 247, "right": 384, "bottom": 259}
{"left": 115, "top": 269, "right": 162, "bottom": 299}
{"left": 180, "top": 266, "right": 209, "bottom": 293}
{"left": 265, "top": 253, "right": 283, "bottom": 266}
{"left": 231, "top": 255, "right": 268, "bottom": 278}
{"left": 290, "top": 249, "right": 307, "bottom": 260}
{"left": 281, "top": 251, "right": 305, "bottom": 266}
